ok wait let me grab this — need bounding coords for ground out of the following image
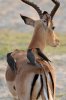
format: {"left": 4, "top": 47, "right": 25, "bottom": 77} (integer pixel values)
{"left": 0, "top": 54, "right": 66, "bottom": 100}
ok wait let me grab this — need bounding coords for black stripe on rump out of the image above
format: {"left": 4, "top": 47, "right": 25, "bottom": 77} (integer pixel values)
{"left": 44, "top": 72, "right": 49, "bottom": 99}
{"left": 30, "top": 74, "right": 39, "bottom": 100}
{"left": 7, "top": 52, "right": 17, "bottom": 72}
{"left": 36, "top": 75, "right": 43, "bottom": 99}
{"left": 49, "top": 72, "right": 54, "bottom": 96}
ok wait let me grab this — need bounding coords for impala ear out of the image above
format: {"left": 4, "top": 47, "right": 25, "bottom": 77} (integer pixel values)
{"left": 20, "top": 14, "right": 35, "bottom": 27}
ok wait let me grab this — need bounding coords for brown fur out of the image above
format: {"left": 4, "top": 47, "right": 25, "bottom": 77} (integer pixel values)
{"left": 28, "top": 20, "right": 59, "bottom": 51}
{"left": 5, "top": 50, "right": 56, "bottom": 100}
{"left": 5, "top": 15, "right": 59, "bottom": 100}
{"left": 28, "top": 21, "right": 46, "bottom": 50}
{"left": 6, "top": 50, "right": 44, "bottom": 81}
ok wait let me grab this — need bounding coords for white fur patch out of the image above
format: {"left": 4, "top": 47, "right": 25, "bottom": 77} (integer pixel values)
{"left": 42, "top": 73, "right": 48, "bottom": 100}
{"left": 31, "top": 75, "right": 41, "bottom": 100}
{"left": 45, "top": 72, "right": 53, "bottom": 100}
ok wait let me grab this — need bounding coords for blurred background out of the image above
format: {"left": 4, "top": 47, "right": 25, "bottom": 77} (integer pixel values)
{"left": 0, "top": 0, "right": 66, "bottom": 100}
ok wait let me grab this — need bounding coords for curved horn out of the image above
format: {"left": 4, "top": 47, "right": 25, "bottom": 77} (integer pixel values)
{"left": 50, "top": 0, "right": 60, "bottom": 19}
{"left": 21, "top": 0, "right": 43, "bottom": 19}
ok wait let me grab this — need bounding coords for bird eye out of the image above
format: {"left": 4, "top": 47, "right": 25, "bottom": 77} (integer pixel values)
{"left": 52, "top": 26, "right": 55, "bottom": 30}
{"left": 44, "top": 20, "right": 46, "bottom": 22}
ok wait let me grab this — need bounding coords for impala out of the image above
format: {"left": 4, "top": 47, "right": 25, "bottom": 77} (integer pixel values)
{"left": 5, "top": 0, "right": 60, "bottom": 100}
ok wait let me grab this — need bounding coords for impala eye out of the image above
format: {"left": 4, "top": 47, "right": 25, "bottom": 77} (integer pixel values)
{"left": 52, "top": 26, "right": 55, "bottom": 30}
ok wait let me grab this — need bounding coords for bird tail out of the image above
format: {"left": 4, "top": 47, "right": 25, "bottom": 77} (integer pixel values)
{"left": 7, "top": 52, "right": 17, "bottom": 72}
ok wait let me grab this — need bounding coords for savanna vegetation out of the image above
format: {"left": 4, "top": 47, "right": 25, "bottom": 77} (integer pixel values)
{"left": 0, "top": 29, "right": 66, "bottom": 59}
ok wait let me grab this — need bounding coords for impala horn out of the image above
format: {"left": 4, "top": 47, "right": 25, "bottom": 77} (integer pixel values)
{"left": 21, "top": 0, "right": 43, "bottom": 19}
{"left": 50, "top": 0, "right": 60, "bottom": 19}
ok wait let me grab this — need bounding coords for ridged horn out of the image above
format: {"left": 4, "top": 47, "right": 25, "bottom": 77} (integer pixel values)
{"left": 50, "top": 0, "right": 60, "bottom": 19}
{"left": 21, "top": 0, "right": 43, "bottom": 19}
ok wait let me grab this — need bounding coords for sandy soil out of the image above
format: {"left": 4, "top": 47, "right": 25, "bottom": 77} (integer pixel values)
{"left": 0, "top": 54, "right": 66, "bottom": 100}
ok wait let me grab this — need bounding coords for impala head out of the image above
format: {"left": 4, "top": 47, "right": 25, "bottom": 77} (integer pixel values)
{"left": 41, "top": 11, "right": 60, "bottom": 47}
{"left": 20, "top": 0, "right": 60, "bottom": 47}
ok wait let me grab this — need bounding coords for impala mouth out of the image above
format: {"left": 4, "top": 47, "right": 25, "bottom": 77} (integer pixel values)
{"left": 52, "top": 43, "right": 60, "bottom": 47}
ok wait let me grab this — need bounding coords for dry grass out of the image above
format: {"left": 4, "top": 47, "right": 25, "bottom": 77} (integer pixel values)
{"left": 0, "top": 29, "right": 66, "bottom": 58}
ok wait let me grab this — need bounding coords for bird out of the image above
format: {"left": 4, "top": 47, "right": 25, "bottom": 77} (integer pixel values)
{"left": 7, "top": 52, "right": 17, "bottom": 72}
{"left": 27, "top": 48, "right": 51, "bottom": 67}
{"left": 36, "top": 48, "right": 51, "bottom": 62}
{"left": 27, "top": 49, "right": 36, "bottom": 65}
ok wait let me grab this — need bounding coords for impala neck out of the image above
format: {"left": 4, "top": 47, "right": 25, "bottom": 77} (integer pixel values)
{"left": 28, "top": 20, "right": 47, "bottom": 52}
